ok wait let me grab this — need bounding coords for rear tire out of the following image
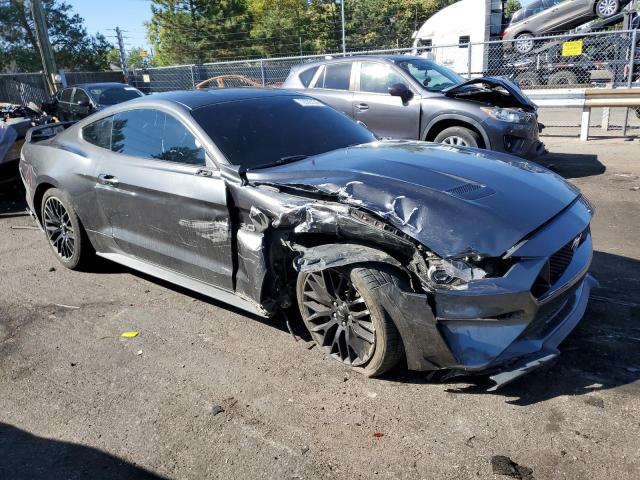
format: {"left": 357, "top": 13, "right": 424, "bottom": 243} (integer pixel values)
{"left": 41, "top": 188, "right": 93, "bottom": 270}
{"left": 434, "top": 126, "right": 480, "bottom": 148}
{"left": 297, "top": 264, "right": 404, "bottom": 377}
{"left": 515, "top": 33, "right": 535, "bottom": 54}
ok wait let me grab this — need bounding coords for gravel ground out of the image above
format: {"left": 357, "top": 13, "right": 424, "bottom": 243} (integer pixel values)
{"left": 1, "top": 136, "right": 639, "bottom": 480}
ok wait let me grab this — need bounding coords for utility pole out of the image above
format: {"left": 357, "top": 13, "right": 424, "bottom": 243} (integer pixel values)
{"left": 340, "top": 0, "right": 346, "bottom": 55}
{"left": 30, "top": 0, "right": 60, "bottom": 94}
{"left": 115, "top": 27, "right": 129, "bottom": 81}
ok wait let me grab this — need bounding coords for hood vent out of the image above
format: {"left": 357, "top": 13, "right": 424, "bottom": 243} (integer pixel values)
{"left": 446, "top": 183, "right": 495, "bottom": 200}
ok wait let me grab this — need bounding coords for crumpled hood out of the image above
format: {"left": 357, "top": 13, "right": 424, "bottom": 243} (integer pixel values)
{"left": 246, "top": 140, "right": 580, "bottom": 258}
{"left": 443, "top": 76, "right": 537, "bottom": 112}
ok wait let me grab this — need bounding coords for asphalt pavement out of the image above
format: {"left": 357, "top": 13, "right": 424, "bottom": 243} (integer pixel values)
{"left": 1, "top": 136, "right": 639, "bottom": 480}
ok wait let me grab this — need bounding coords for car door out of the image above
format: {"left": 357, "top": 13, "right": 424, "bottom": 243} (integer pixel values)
{"left": 539, "top": 0, "right": 585, "bottom": 33}
{"left": 57, "top": 88, "right": 74, "bottom": 121}
{"left": 304, "top": 62, "right": 355, "bottom": 118}
{"left": 94, "top": 108, "right": 234, "bottom": 290}
{"left": 70, "top": 88, "right": 92, "bottom": 120}
{"left": 352, "top": 61, "right": 421, "bottom": 139}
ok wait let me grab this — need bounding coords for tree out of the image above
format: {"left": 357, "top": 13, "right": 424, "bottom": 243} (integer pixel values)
{"left": 0, "top": 0, "right": 113, "bottom": 72}
{"left": 146, "top": 0, "right": 255, "bottom": 65}
{"left": 505, "top": 0, "right": 522, "bottom": 17}
{"left": 247, "top": 0, "right": 310, "bottom": 57}
{"left": 107, "top": 47, "right": 155, "bottom": 70}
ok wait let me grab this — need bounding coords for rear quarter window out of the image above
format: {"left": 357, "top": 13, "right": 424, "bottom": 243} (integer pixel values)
{"left": 298, "top": 66, "right": 319, "bottom": 87}
{"left": 82, "top": 116, "right": 113, "bottom": 150}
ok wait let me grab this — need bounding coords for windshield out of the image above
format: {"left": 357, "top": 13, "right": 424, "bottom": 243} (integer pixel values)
{"left": 87, "top": 85, "right": 144, "bottom": 105}
{"left": 394, "top": 58, "right": 463, "bottom": 92}
{"left": 191, "top": 95, "right": 376, "bottom": 170}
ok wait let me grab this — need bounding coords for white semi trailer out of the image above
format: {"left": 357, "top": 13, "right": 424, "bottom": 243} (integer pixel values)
{"left": 412, "top": 0, "right": 506, "bottom": 76}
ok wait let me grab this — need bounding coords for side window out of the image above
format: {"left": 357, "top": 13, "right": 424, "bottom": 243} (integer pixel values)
{"left": 61, "top": 89, "right": 72, "bottom": 102}
{"left": 111, "top": 109, "right": 205, "bottom": 165}
{"left": 320, "top": 63, "right": 352, "bottom": 90}
{"left": 299, "top": 66, "right": 319, "bottom": 87}
{"left": 82, "top": 116, "right": 113, "bottom": 150}
{"left": 359, "top": 62, "right": 407, "bottom": 94}
{"left": 159, "top": 114, "right": 206, "bottom": 165}
{"left": 73, "top": 89, "right": 90, "bottom": 105}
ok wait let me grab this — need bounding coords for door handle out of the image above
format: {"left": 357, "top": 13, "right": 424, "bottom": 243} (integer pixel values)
{"left": 355, "top": 103, "right": 370, "bottom": 111}
{"left": 195, "top": 168, "right": 214, "bottom": 177}
{"left": 98, "top": 174, "right": 119, "bottom": 187}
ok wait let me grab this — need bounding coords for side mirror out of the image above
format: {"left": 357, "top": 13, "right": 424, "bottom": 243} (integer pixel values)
{"left": 77, "top": 99, "right": 91, "bottom": 107}
{"left": 388, "top": 83, "right": 413, "bottom": 103}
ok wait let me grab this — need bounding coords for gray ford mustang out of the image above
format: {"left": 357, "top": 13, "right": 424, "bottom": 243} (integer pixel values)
{"left": 20, "top": 89, "right": 597, "bottom": 389}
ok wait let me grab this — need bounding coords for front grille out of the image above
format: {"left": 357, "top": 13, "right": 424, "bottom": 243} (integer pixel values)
{"left": 549, "top": 241, "right": 575, "bottom": 284}
{"left": 520, "top": 281, "right": 581, "bottom": 341}
{"left": 530, "top": 228, "right": 587, "bottom": 298}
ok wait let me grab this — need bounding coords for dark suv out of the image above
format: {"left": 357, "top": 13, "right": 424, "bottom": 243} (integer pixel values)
{"left": 282, "top": 56, "right": 545, "bottom": 159}
{"left": 45, "top": 82, "right": 144, "bottom": 121}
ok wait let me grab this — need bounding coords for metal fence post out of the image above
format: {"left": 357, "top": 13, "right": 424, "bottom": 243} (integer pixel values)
{"left": 190, "top": 64, "right": 196, "bottom": 89}
{"left": 260, "top": 59, "right": 266, "bottom": 86}
{"left": 467, "top": 42, "right": 472, "bottom": 79}
{"left": 622, "top": 29, "right": 637, "bottom": 137}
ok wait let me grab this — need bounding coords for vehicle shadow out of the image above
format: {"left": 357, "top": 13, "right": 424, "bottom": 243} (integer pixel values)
{"left": 391, "top": 250, "right": 640, "bottom": 405}
{"left": 0, "top": 422, "right": 168, "bottom": 480}
{"left": 0, "top": 173, "right": 29, "bottom": 217}
{"left": 536, "top": 152, "right": 606, "bottom": 179}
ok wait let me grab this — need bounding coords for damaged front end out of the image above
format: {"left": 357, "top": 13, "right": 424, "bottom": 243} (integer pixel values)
{"left": 232, "top": 143, "right": 596, "bottom": 390}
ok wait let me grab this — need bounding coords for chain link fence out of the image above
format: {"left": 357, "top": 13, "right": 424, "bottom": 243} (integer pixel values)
{"left": 0, "top": 71, "right": 126, "bottom": 105}
{"left": 130, "top": 29, "right": 639, "bottom": 93}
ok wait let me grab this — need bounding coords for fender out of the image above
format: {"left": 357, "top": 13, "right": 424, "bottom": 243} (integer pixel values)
{"left": 293, "top": 243, "right": 403, "bottom": 273}
{"left": 422, "top": 113, "right": 492, "bottom": 150}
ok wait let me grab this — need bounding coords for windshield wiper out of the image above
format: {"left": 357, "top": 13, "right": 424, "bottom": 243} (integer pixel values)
{"left": 248, "top": 154, "right": 309, "bottom": 170}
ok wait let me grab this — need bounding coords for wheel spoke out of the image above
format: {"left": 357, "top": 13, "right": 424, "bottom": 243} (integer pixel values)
{"left": 351, "top": 323, "right": 375, "bottom": 344}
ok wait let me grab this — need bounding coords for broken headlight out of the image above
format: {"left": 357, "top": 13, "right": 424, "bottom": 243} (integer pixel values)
{"left": 427, "top": 256, "right": 487, "bottom": 288}
{"left": 423, "top": 253, "right": 515, "bottom": 290}
{"left": 481, "top": 106, "right": 532, "bottom": 124}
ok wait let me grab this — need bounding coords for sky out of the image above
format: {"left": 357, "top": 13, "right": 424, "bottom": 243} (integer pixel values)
{"left": 67, "top": 0, "right": 153, "bottom": 52}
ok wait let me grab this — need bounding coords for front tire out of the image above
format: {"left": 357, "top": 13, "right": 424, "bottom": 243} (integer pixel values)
{"left": 41, "top": 188, "right": 93, "bottom": 270}
{"left": 595, "top": 0, "right": 619, "bottom": 18}
{"left": 297, "top": 265, "right": 404, "bottom": 377}
{"left": 434, "top": 126, "right": 480, "bottom": 148}
{"left": 547, "top": 70, "right": 578, "bottom": 86}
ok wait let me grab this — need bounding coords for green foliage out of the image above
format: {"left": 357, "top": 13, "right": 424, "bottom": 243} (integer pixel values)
{"left": 0, "top": 0, "right": 113, "bottom": 72}
{"left": 107, "top": 47, "right": 156, "bottom": 70}
{"left": 505, "top": 0, "right": 522, "bottom": 17}
{"left": 146, "top": 0, "right": 255, "bottom": 65}
{"left": 147, "top": 0, "right": 463, "bottom": 62}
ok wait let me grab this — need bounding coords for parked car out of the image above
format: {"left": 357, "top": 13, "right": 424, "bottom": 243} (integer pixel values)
{"left": 44, "top": 82, "right": 144, "bottom": 121}
{"left": 20, "top": 89, "right": 596, "bottom": 389}
{"left": 282, "top": 55, "right": 545, "bottom": 159}
{"left": 504, "top": 0, "right": 632, "bottom": 53}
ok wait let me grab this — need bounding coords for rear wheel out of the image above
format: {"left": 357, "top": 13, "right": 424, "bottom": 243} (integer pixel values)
{"left": 595, "top": 0, "right": 619, "bottom": 18}
{"left": 297, "top": 265, "right": 404, "bottom": 377}
{"left": 434, "top": 126, "right": 480, "bottom": 148}
{"left": 41, "top": 188, "right": 93, "bottom": 270}
{"left": 547, "top": 70, "right": 578, "bottom": 87}
{"left": 515, "top": 71, "right": 539, "bottom": 88}
{"left": 515, "top": 33, "right": 535, "bottom": 54}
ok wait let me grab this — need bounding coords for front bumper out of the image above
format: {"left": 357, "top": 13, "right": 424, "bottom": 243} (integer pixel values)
{"left": 373, "top": 197, "right": 595, "bottom": 389}
{"left": 484, "top": 117, "right": 545, "bottom": 160}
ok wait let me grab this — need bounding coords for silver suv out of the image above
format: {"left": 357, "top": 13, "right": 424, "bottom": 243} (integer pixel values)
{"left": 282, "top": 56, "right": 545, "bottom": 159}
{"left": 504, "top": 0, "right": 630, "bottom": 53}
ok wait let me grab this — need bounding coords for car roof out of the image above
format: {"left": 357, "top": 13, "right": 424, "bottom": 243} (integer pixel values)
{"left": 125, "top": 88, "right": 300, "bottom": 110}
{"left": 72, "top": 82, "right": 134, "bottom": 89}
{"left": 294, "top": 54, "right": 425, "bottom": 70}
